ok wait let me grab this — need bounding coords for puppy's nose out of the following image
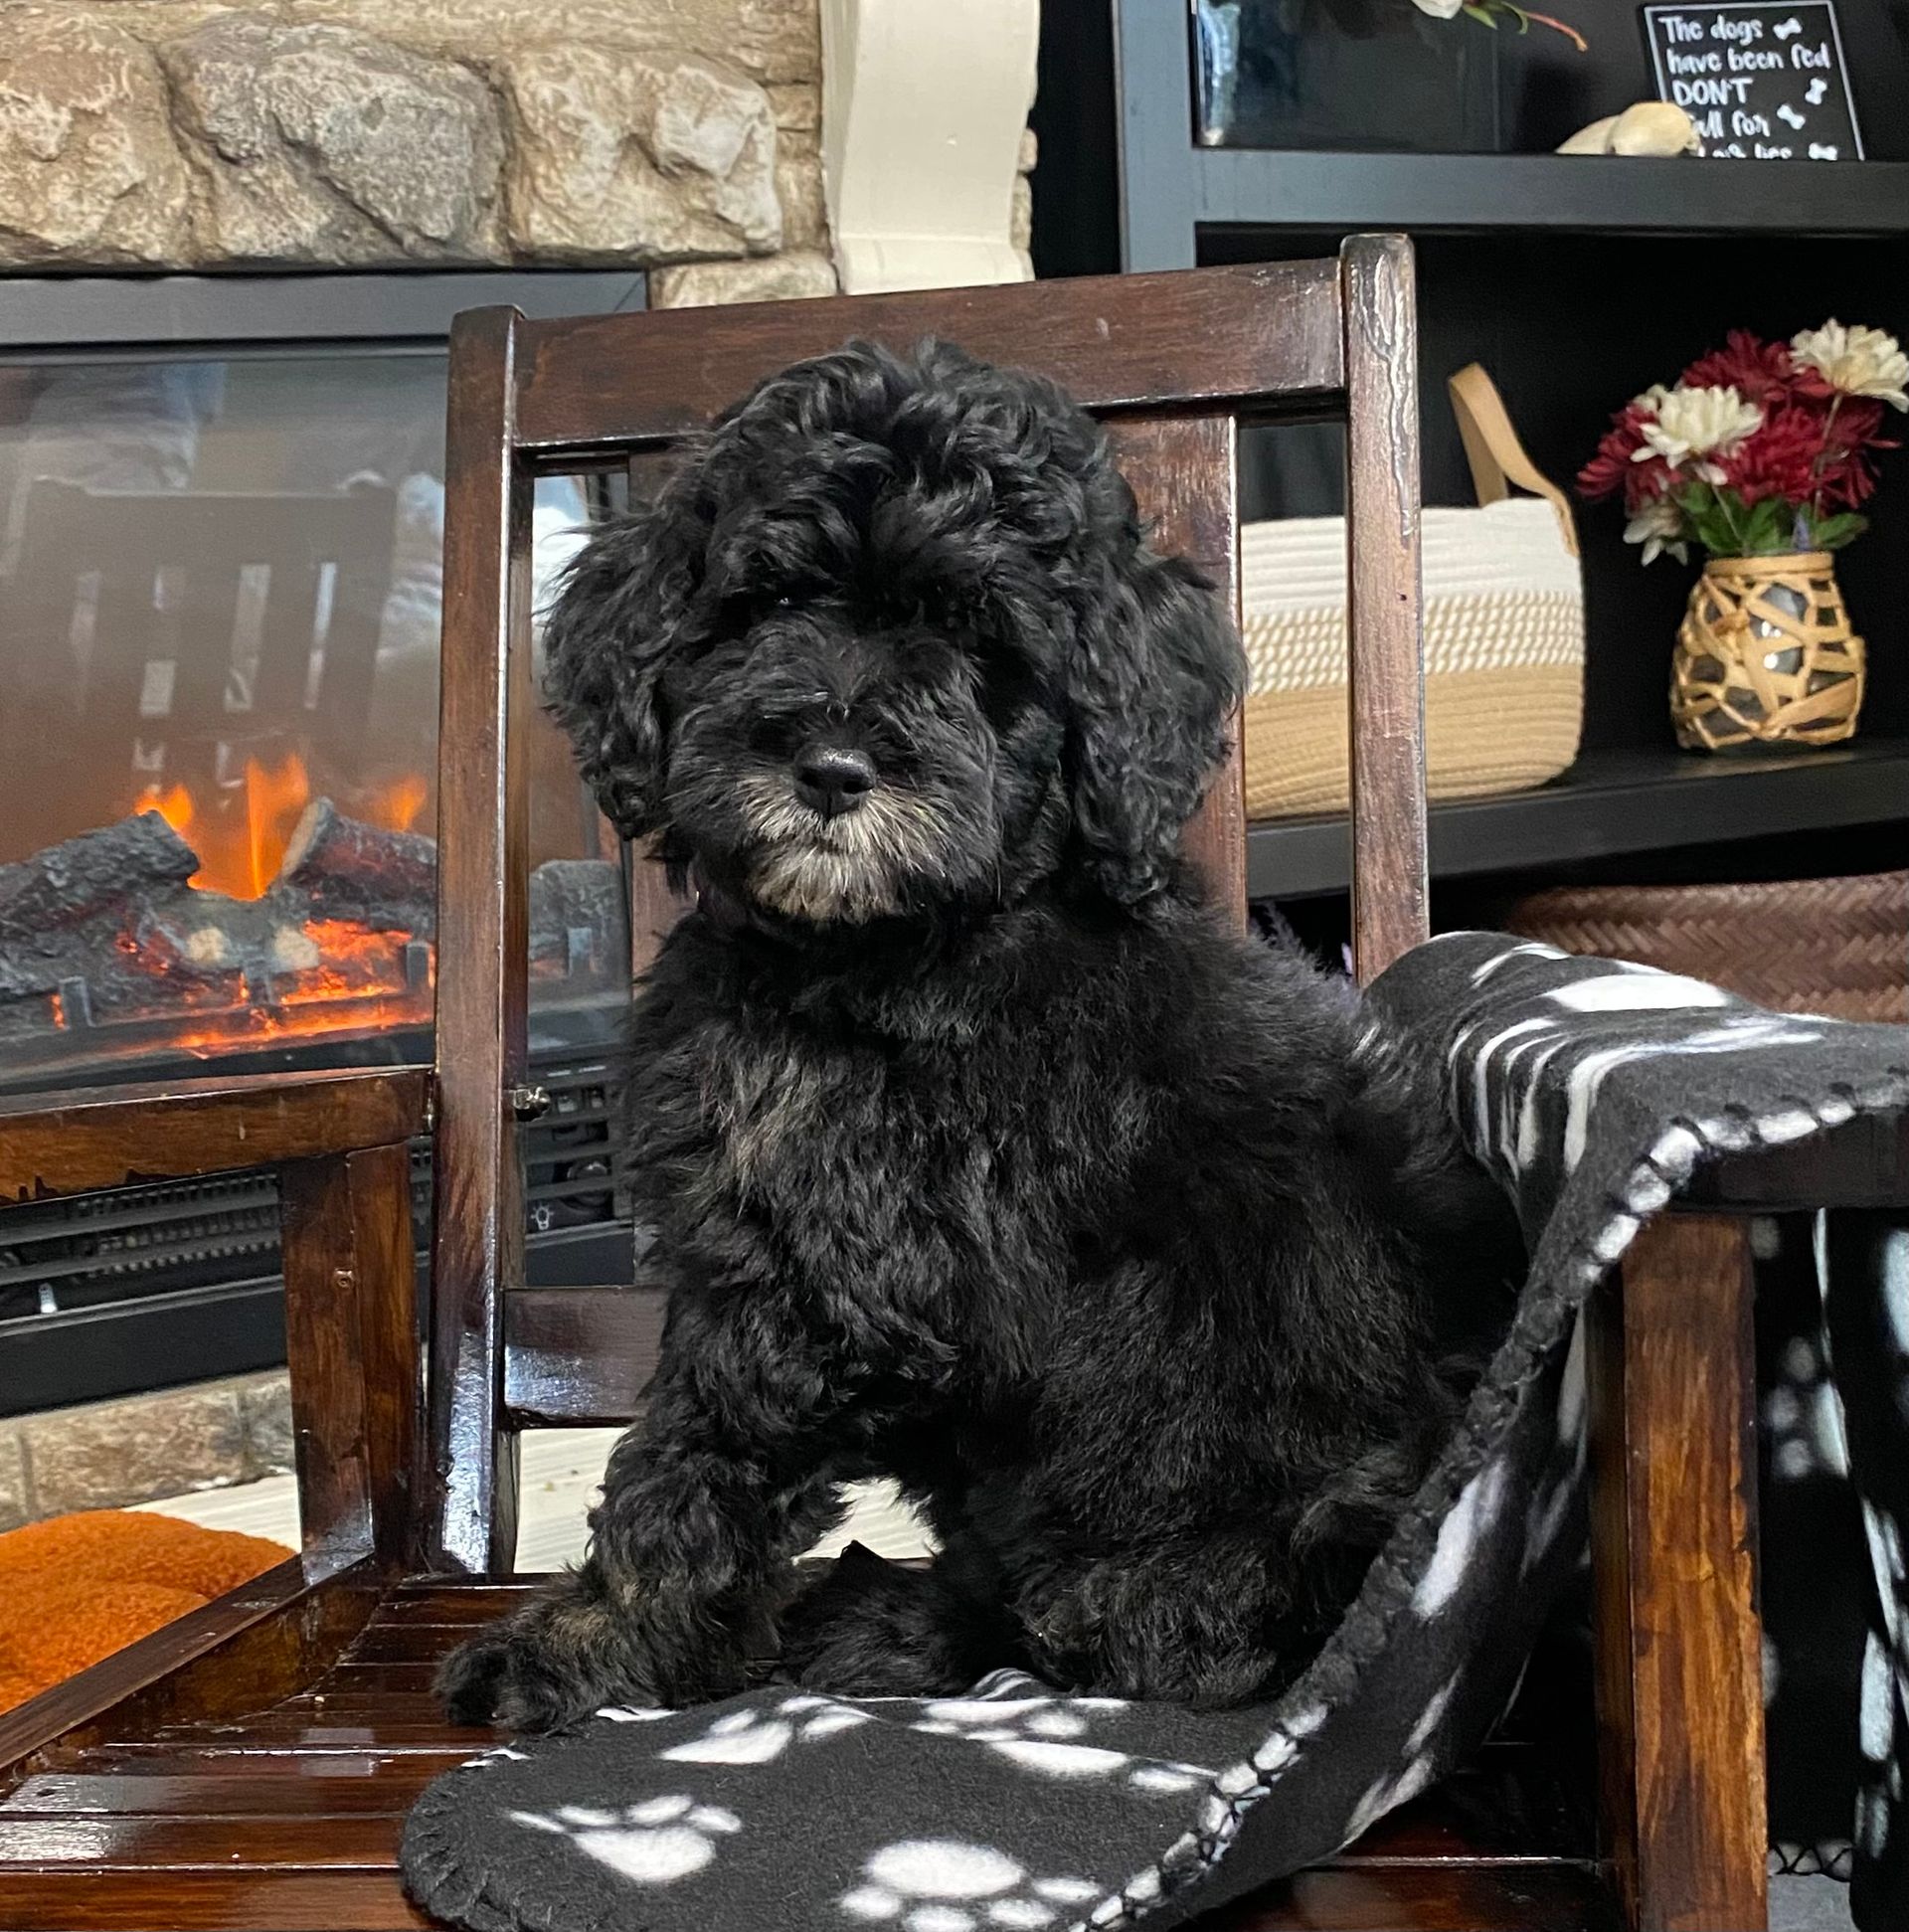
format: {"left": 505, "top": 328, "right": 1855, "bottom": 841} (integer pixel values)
{"left": 792, "top": 745, "right": 876, "bottom": 818}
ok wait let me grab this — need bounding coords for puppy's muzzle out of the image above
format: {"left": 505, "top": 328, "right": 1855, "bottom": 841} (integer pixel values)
{"left": 792, "top": 744, "right": 877, "bottom": 820}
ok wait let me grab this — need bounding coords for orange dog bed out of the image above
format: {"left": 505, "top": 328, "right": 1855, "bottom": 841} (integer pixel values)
{"left": 0, "top": 1509, "right": 290, "bottom": 1713}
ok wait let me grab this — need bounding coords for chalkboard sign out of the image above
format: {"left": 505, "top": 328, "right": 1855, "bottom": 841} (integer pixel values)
{"left": 1643, "top": 2, "right": 1866, "bottom": 159}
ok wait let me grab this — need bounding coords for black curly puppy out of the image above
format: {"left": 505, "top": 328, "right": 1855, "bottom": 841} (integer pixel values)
{"left": 438, "top": 341, "right": 1519, "bottom": 1734}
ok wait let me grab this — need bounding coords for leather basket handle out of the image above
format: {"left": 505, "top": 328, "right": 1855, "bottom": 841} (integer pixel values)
{"left": 1448, "top": 362, "right": 1581, "bottom": 559}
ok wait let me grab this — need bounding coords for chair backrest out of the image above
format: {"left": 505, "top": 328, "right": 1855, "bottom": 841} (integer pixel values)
{"left": 427, "top": 243, "right": 1427, "bottom": 1573}
{"left": 0, "top": 481, "right": 396, "bottom": 864}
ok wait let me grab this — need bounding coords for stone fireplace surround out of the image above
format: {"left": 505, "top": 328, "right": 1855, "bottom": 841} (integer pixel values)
{"left": 0, "top": 0, "right": 1034, "bottom": 302}
{"left": 0, "top": 0, "right": 840, "bottom": 302}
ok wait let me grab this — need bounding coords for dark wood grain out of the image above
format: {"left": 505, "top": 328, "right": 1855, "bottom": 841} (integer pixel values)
{"left": 515, "top": 263, "right": 1345, "bottom": 460}
{"left": 343, "top": 1588, "right": 545, "bottom": 1648}
{"left": 427, "top": 302, "right": 532, "bottom": 1578}
{"left": 0, "top": 1068, "right": 430, "bottom": 1201}
{"left": 0, "top": 1557, "right": 375, "bottom": 1779}
{"left": 348, "top": 1144, "right": 427, "bottom": 1570}
{"left": 375, "top": 1581, "right": 544, "bottom": 1623}
{"left": 0, "top": 1813, "right": 405, "bottom": 1868}
{"left": 61, "top": 1746, "right": 477, "bottom": 1779}
{"left": 1688, "top": 1107, "right": 1909, "bottom": 1212}
{"left": 335, "top": 1625, "right": 489, "bottom": 1665}
{"left": 1111, "top": 415, "right": 1247, "bottom": 926}
{"left": 1329, "top": 1744, "right": 1590, "bottom": 1867}
{"left": 139, "top": 1715, "right": 494, "bottom": 1751}
{"left": 2, "top": 1773, "right": 430, "bottom": 1817}
{"left": 276, "top": 1666, "right": 447, "bottom": 1705}
{"left": 1589, "top": 1215, "right": 1768, "bottom": 1932}
{"left": 1198, "top": 1861, "right": 1619, "bottom": 1930}
{"left": 279, "top": 1145, "right": 421, "bottom": 1565}
{"left": 1338, "top": 234, "right": 1429, "bottom": 983}
{"left": 502, "top": 1284, "right": 666, "bottom": 1424}
{"left": 626, "top": 846, "right": 689, "bottom": 980}
{"left": 0, "top": 1872, "right": 434, "bottom": 1930}
{"left": 617, "top": 458, "right": 694, "bottom": 974}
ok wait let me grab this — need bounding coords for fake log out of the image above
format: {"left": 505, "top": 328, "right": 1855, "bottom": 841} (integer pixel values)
{"left": 0, "top": 812, "right": 197, "bottom": 943}
{"left": 272, "top": 798, "right": 435, "bottom": 933}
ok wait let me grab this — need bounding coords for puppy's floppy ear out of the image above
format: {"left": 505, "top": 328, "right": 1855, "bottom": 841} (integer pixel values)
{"left": 540, "top": 498, "right": 701, "bottom": 840}
{"left": 1064, "top": 526, "right": 1246, "bottom": 905}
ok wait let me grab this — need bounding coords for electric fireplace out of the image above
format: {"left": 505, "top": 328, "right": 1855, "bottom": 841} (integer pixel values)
{"left": 0, "top": 272, "right": 651, "bottom": 1415}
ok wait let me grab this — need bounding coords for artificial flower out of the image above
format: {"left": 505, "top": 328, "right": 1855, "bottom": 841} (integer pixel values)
{"left": 1622, "top": 494, "right": 1687, "bottom": 566}
{"left": 1680, "top": 330, "right": 1794, "bottom": 408}
{"left": 1581, "top": 326, "right": 1899, "bottom": 565}
{"left": 1816, "top": 396, "right": 1895, "bottom": 509}
{"left": 1790, "top": 322, "right": 1909, "bottom": 412}
{"left": 1635, "top": 385, "right": 1763, "bottom": 475}
{"left": 1578, "top": 402, "right": 1660, "bottom": 501}
{"left": 1717, "top": 406, "right": 1821, "bottom": 507}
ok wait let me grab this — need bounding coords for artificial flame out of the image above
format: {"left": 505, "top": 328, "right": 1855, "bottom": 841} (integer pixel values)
{"left": 135, "top": 756, "right": 430, "bottom": 900}
{"left": 378, "top": 774, "right": 429, "bottom": 834}
{"left": 245, "top": 754, "right": 312, "bottom": 898}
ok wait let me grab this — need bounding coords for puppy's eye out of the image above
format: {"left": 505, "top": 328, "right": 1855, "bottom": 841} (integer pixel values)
{"left": 772, "top": 594, "right": 795, "bottom": 611}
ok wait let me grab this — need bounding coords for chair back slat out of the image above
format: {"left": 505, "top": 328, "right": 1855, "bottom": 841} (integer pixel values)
{"left": 427, "top": 250, "right": 1428, "bottom": 1562}
{"left": 513, "top": 263, "right": 1343, "bottom": 459}
{"left": 1110, "top": 415, "right": 1246, "bottom": 922}
{"left": 429, "top": 305, "right": 532, "bottom": 1574}
{"left": 1341, "top": 236, "right": 1429, "bottom": 979}
{"left": 504, "top": 1286, "right": 666, "bottom": 1427}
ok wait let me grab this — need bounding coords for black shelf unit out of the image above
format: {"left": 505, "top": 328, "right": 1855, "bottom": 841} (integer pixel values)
{"left": 1249, "top": 737, "right": 1909, "bottom": 899}
{"left": 1033, "top": 0, "right": 1909, "bottom": 916}
{"left": 1191, "top": 150, "right": 1909, "bottom": 239}
{"left": 1107, "top": 1, "right": 1909, "bottom": 269}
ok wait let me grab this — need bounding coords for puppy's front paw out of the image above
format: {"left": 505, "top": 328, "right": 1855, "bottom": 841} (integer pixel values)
{"left": 434, "top": 1592, "right": 653, "bottom": 1735}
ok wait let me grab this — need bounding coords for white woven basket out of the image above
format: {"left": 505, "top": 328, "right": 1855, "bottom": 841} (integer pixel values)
{"left": 1239, "top": 366, "right": 1585, "bottom": 820}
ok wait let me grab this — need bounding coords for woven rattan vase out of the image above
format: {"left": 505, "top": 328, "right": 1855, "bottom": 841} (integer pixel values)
{"left": 1671, "top": 551, "right": 1865, "bottom": 751}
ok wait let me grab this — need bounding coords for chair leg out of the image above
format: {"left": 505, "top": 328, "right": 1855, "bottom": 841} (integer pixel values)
{"left": 281, "top": 1144, "right": 424, "bottom": 1568}
{"left": 1588, "top": 1213, "right": 1768, "bottom": 1932}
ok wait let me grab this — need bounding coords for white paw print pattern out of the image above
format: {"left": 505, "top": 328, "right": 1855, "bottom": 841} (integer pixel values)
{"left": 506, "top": 1794, "right": 742, "bottom": 1884}
{"left": 1413, "top": 1457, "right": 1508, "bottom": 1618}
{"left": 657, "top": 1693, "right": 873, "bottom": 1765}
{"left": 906, "top": 1677, "right": 1210, "bottom": 1796}
{"left": 838, "top": 1838, "right": 1109, "bottom": 1930}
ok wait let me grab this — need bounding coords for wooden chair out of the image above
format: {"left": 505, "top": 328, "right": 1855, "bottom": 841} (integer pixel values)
{"left": 3, "top": 242, "right": 1900, "bottom": 1931}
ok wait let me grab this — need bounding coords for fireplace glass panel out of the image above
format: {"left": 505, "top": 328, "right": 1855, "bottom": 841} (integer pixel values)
{"left": 0, "top": 351, "right": 623, "bottom": 1093}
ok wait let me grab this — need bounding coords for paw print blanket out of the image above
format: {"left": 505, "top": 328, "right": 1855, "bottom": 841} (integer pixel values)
{"left": 403, "top": 933, "right": 1909, "bottom": 1932}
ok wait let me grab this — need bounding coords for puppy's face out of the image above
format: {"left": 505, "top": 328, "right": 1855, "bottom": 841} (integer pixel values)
{"left": 654, "top": 507, "right": 1060, "bottom": 926}
{"left": 544, "top": 342, "right": 1243, "bottom": 925}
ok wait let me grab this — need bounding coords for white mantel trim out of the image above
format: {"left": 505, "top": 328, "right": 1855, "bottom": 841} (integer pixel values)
{"left": 821, "top": 0, "right": 1038, "bottom": 295}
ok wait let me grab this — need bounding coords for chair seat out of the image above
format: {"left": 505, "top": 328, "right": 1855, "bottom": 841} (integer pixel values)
{"left": 0, "top": 1575, "right": 1620, "bottom": 1931}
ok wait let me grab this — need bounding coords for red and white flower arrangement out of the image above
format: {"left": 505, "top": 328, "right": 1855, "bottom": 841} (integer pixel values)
{"left": 1577, "top": 321, "right": 1906, "bottom": 565}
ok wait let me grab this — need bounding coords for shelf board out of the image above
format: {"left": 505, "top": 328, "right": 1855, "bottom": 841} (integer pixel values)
{"left": 1248, "top": 737, "right": 1909, "bottom": 900}
{"left": 1194, "top": 150, "right": 1909, "bottom": 238}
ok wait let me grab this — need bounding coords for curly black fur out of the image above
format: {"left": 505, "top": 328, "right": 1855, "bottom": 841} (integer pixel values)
{"left": 437, "top": 341, "right": 1521, "bottom": 1733}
